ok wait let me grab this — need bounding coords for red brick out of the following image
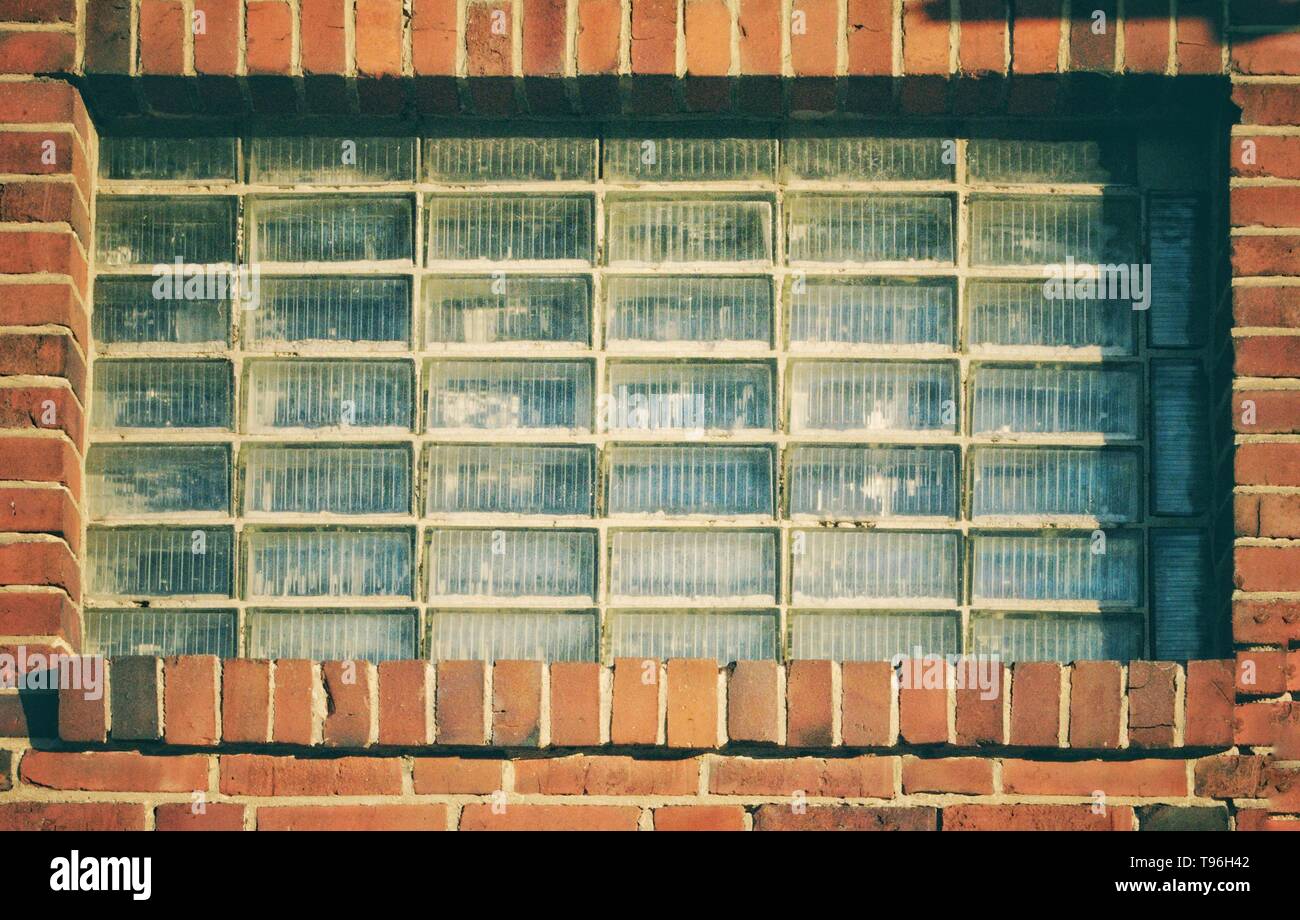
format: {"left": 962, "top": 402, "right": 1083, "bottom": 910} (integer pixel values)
{"left": 727, "top": 659, "right": 779, "bottom": 743}
{"left": 1003, "top": 759, "right": 1187, "bottom": 797}
{"left": 523, "top": 0, "right": 567, "bottom": 74}
{"left": 492, "top": 659, "right": 542, "bottom": 746}
{"left": 631, "top": 0, "right": 676, "bottom": 74}
{"left": 0, "top": 0, "right": 74, "bottom": 22}
{"left": 841, "top": 661, "right": 892, "bottom": 746}
{"left": 272, "top": 659, "right": 316, "bottom": 745}
{"left": 164, "top": 656, "right": 219, "bottom": 746}
{"left": 1232, "top": 187, "right": 1300, "bottom": 230}
{"left": 1, "top": 590, "right": 78, "bottom": 640}
{"left": 155, "top": 802, "right": 245, "bottom": 831}
{"left": 1259, "top": 761, "right": 1300, "bottom": 811}
{"left": 709, "top": 755, "right": 894, "bottom": 797}
{"left": 0, "top": 802, "right": 146, "bottom": 831}
{"left": 685, "top": 0, "right": 730, "bottom": 76}
{"left": 847, "top": 0, "right": 894, "bottom": 75}
{"left": 219, "top": 754, "right": 401, "bottom": 796}
{"left": 140, "top": 0, "right": 186, "bottom": 75}
{"left": 436, "top": 660, "right": 487, "bottom": 745}
{"left": 790, "top": 0, "right": 837, "bottom": 76}
{"left": 1121, "top": 0, "right": 1170, "bottom": 71}
{"left": 1, "top": 182, "right": 89, "bottom": 246}
{"left": 21, "top": 750, "right": 209, "bottom": 792}
{"left": 1234, "top": 700, "right": 1300, "bottom": 748}
{"left": 958, "top": 0, "right": 1006, "bottom": 74}
{"left": 666, "top": 658, "right": 717, "bottom": 748}
{"left": 356, "top": 0, "right": 404, "bottom": 76}
{"left": 1127, "top": 661, "right": 1177, "bottom": 748}
{"left": 1236, "top": 809, "right": 1300, "bottom": 831}
{"left": 1233, "top": 390, "right": 1300, "bottom": 434}
{"left": 943, "top": 804, "right": 1134, "bottom": 830}
{"left": 300, "top": 0, "right": 346, "bottom": 73}
{"left": 1068, "top": 0, "right": 1115, "bottom": 71}
{"left": 1234, "top": 136, "right": 1300, "bottom": 180}
{"left": 460, "top": 803, "right": 640, "bottom": 830}
{"left": 466, "top": 2, "right": 512, "bottom": 76}
{"left": 1069, "top": 661, "right": 1122, "bottom": 749}
{"left": 1234, "top": 290, "right": 1300, "bottom": 331}
{"left": 412, "top": 0, "right": 458, "bottom": 74}
{"left": 0, "top": 283, "right": 87, "bottom": 351}
{"left": 0, "top": 387, "right": 84, "bottom": 450}
{"left": 222, "top": 658, "right": 271, "bottom": 744}
{"left": 755, "top": 805, "right": 936, "bottom": 831}
{"left": 321, "top": 660, "right": 374, "bottom": 747}
{"left": 246, "top": 1, "right": 294, "bottom": 74}
{"left": 0, "top": 487, "right": 78, "bottom": 555}
{"left": 1010, "top": 0, "right": 1060, "bottom": 73}
{"left": 954, "top": 663, "right": 1004, "bottom": 745}
{"left": 1194, "top": 755, "right": 1263, "bottom": 798}
{"left": 377, "top": 659, "right": 430, "bottom": 746}
{"left": 0, "top": 82, "right": 87, "bottom": 136}
{"left": 1236, "top": 545, "right": 1300, "bottom": 590}
{"left": 899, "top": 662, "right": 947, "bottom": 745}
{"left": 0, "top": 30, "right": 76, "bottom": 73}
{"left": 738, "top": 0, "right": 781, "bottom": 75}
{"left": 57, "top": 658, "right": 105, "bottom": 743}
{"left": 1237, "top": 337, "right": 1300, "bottom": 380}
{"left": 0, "top": 538, "right": 80, "bottom": 599}
{"left": 110, "top": 656, "right": 161, "bottom": 741}
{"left": 194, "top": 0, "right": 240, "bottom": 74}
{"left": 259, "top": 804, "right": 447, "bottom": 830}
{"left": 412, "top": 757, "right": 503, "bottom": 794}
{"left": 577, "top": 0, "right": 620, "bottom": 73}
{"left": 1234, "top": 237, "right": 1300, "bottom": 276}
{"left": 1234, "top": 84, "right": 1300, "bottom": 127}
{"left": 786, "top": 659, "right": 833, "bottom": 746}
{"left": 1238, "top": 649, "right": 1288, "bottom": 696}
{"left": 902, "top": 757, "right": 994, "bottom": 795}
{"left": 901, "top": 0, "right": 948, "bottom": 74}
{"left": 0, "top": 230, "right": 87, "bottom": 290}
{"left": 549, "top": 661, "right": 601, "bottom": 746}
{"left": 653, "top": 805, "right": 746, "bottom": 830}
{"left": 0, "top": 330, "right": 83, "bottom": 395}
{"left": 1232, "top": 32, "right": 1300, "bottom": 76}
{"left": 611, "top": 657, "right": 659, "bottom": 744}
{"left": 1234, "top": 599, "right": 1300, "bottom": 645}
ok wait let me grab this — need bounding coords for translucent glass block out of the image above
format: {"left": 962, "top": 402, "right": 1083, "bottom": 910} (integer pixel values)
{"left": 91, "top": 360, "right": 232, "bottom": 430}
{"left": 967, "top": 280, "right": 1134, "bottom": 353}
{"left": 249, "top": 137, "right": 415, "bottom": 184}
{"left": 87, "top": 444, "right": 229, "bottom": 517}
{"left": 248, "top": 609, "right": 419, "bottom": 662}
{"left": 972, "top": 532, "right": 1141, "bottom": 605}
{"left": 606, "top": 199, "right": 771, "bottom": 263}
{"left": 424, "top": 136, "right": 595, "bottom": 182}
{"left": 787, "top": 277, "right": 955, "bottom": 347}
{"left": 96, "top": 197, "right": 235, "bottom": 266}
{"left": 972, "top": 365, "right": 1141, "bottom": 437}
{"left": 426, "top": 196, "right": 593, "bottom": 262}
{"left": 423, "top": 276, "right": 590, "bottom": 345}
{"left": 788, "top": 361, "right": 956, "bottom": 432}
{"left": 790, "top": 611, "right": 961, "bottom": 661}
{"left": 971, "top": 447, "right": 1140, "bottom": 521}
{"left": 605, "top": 276, "right": 772, "bottom": 345}
{"left": 245, "top": 277, "right": 411, "bottom": 347}
{"left": 787, "top": 445, "right": 958, "bottom": 519}
{"left": 431, "top": 610, "right": 600, "bottom": 662}
{"left": 785, "top": 195, "right": 953, "bottom": 264}
{"left": 782, "top": 137, "right": 953, "bottom": 181}
{"left": 791, "top": 530, "right": 959, "bottom": 604}
{"left": 423, "top": 444, "right": 594, "bottom": 516}
{"left": 248, "top": 196, "right": 412, "bottom": 262}
{"left": 84, "top": 609, "right": 237, "bottom": 658}
{"left": 970, "top": 612, "right": 1144, "bottom": 662}
{"left": 100, "top": 136, "right": 238, "bottom": 181}
{"left": 245, "top": 359, "right": 413, "bottom": 431}
{"left": 1148, "top": 196, "right": 1208, "bottom": 347}
{"left": 1151, "top": 360, "right": 1209, "bottom": 514}
{"left": 425, "top": 360, "right": 593, "bottom": 431}
{"left": 93, "top": 277, "right": 229, "bottom": 345}
{"left": 610, "top": 530, "right": 778, "bottom": 602}
{"left": 1152, "top": 529, "right": 1216, "bottom": 659}
{"left": 426, "top": 529, "right": 596, "bottom": 601}
{"left": 603, "top": 136, "right": 776, "bottom": 181}
{"left": 607, "top": 362, "right": 773, "bottom": 432}
{"left": 967, "top": 139, "right": 1133, "bottom": 184}
{"left": 609, "top": 611, "right": 779, "bottom": 663}
{"left": 608, "top": 445, "right": 774, "bottom": 516}
{"left": 247, "top": 529, "right": 414, "bottom": 599}
{"left": 87, "top": 527, "right": 233, "bottom": 597}
{"left": 243, "top": 445, "right": 410, "bottom": 515}
{"left": 971, "top": 196, "right": 1138, "bottom": 265}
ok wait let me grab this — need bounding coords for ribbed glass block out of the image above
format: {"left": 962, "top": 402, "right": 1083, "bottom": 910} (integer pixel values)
{"left": 96, "top": 197, "right": 235, "bottom": 266}
{"left": 606, "top": 199, "right": 771, "bottom": 263}
{"left": 423, "top": 276, "right": 590, "bottom": 345}
{"left": 249, "top": 137, "right": 415, "bottom": 184}
{"left": 245, "top": 359, "right": 413, "bottom": 431}
{"left": 972, "top": 365, "right": 1141, "bottom": 437}
{"left": 243, "top": 445, "right": 410, "bottom": 515}
{"left": 87, "top": 527, "right": 233, "bottom": 596}
{"left": 970, "top": 612, "right": 1144, "bottom": 662}
{"left": 787, "top": 445, "right": 958, "bottom": 518}
{"left": 972, "top": 532, "right": 1141, "bottom": 604}
{"left": 100, "top": 136, "right": 237, "bottom": 181}
{"left": 91, "top": 360, "right": 232, "bottom": 430}
{"left": 789, "top": 361, "right": 956, "bottom": 432}
{"left": 1151, "top": 360, "right": 1209, "bottom": 514}
{"left": 609, "top": 611, "right": 778, "bottom": 663}
{"left": 93, "top": 277, "right": 229, "bottom": 345}
{"left": 1148, "top": 195, "right": 1207, "bottom": 347}
{"left": 967, "top": 280, "right": 1134, "bottom": 353}
{"left": 249, "top": 196, "right": 412, "bottom": 263}
{"left": 971, "top": 448, "right": 1140, "bottom": 521}
{"left": 426, "top": 529, "right": 596, "bottom": 601}
{"left": 610, "top": 530, "right": 777, "bottom": 602}
{"left": 787, "top": 277, "right": 955, "bottom": 347}
{"left": 782, "top": 137, "right": 953, "bottom": 181}
{"left": 608, "top": 445, "right": 773, "bottom": 516}
{"left": 87, "top": 444, "right": 229, "bottom": 517}
{"left": 245, "top": 277, "right": 411, "bottom": 347}
{"left": 247, "top": 529, "right": 414, "bottom": 598}
{"left": 426, "top": 196, "right": 593, "bottom": 262}
{"left": 423, "top": 444, "right": 594, "bottom": 516}
{"left": 786, "top": 195, "right": 954, "bottom": 264}
{"left": 431, "top": 610, "right": 599, "bottom": 662}
{"left": 248, "top": 609, "right": 418, "bottom": 662}
{"left": 605, "top": 276, "right": 772, "bottom": 345}
{"left": 971, "top": 196, "right": 1138, "bottom": 265}
{"left": 424, "top": 136, "right": 595, "bottom": 182}
{"left": 967, "top": 139, "right": 1133, "bottom": 184}
{"left": 607, "top": 362, "right": 773, "bottom": 431}
{"left": 604, "top": 136, "right": 776, "bottom": 181}
{"left": 425, "top": 360, "right": 593, "bottom": 430}
{"left": 790, "top": 611, "right": 961, "bottom": 660}
{"left": 1152, "top": 529, "right": 1215, "bottom": 659}
{"left": 791, "top": 530, "right": 959, "bottom": 603}
{"left": 84, "top": 609, "right": 237, "bottom": 658}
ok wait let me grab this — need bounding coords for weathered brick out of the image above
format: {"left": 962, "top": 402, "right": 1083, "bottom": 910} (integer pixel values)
{"left": 1069, "top": 661, "right": 1122, "bottom": 749}
{"left": 259, "top": 804, "right": 447, "bottom": 830}
{"left": 902, "top": 757, "right": 994, "bottom": 795}
{"left": 944, "top": 804, "right": 1134, "bottom": 831}
{"left": 727, "top": 659, "right": 780, "bottom": 743}
{"left": 460, "top": 803, "right": 640, "bottom": 830}
{"left": 666, "top": 658, "right": 717, "bottom": 748}
{"left": 841, "top": 661, "right": 893, "bottom": 746}
{"left": 1128, "top": 661, "right": 1177, "bottom": 748}
{"left": 0, "top": 802, "right": 146, "bottom": 831}
{"left": 412, "top": 757, "right": 503, "bottom": 794}
{"left": 163, "top": 655, "right": 219, "bottom": 746}
{"left": 786, "top": 659, "right": 834, "bottom": 746}
{"left": 492, "top": 659, "right": 542, "bottom": 746}
{"left": 221, "top": 658, "right": 270, "bottom": 744}
{"left": 710, "top": 755, "right": 895, "bottom": 797}
{"left": 111, "top": 656, "right": 162, "bottom": 742}
{"left": 653, "top": 805, "right": 745, "bottom": 831}
{"left": 1002, "top": 759, "right": 1188, "bottom": 797}
{"left": 790, "top": 0, "right": 837, "bottom": 77}
{"left": 322, "top": 660, "right": 374, "bottom": 747}
{"left": 219, "top": 754, "right": 402, "bottom": 796}
{"left": 1194, "top": 755, "right": 1263, "bottom": 799}
{"left": 435, "top": 660, "right": 487, "bottom": 745}
{"left": 272, "top": 659, "right": 316, "bottom": 745}
{"left": 21, "top": 750, "right": 209, "bottom": 792}
{"left": 155, "top": 802, "right": 245, "bottom": 831}
{"left": 754, "top": 805, "right": 936, "bottom": 831}
{"left": 612, "top": 657, "right": 659, "bottom": 744}
{"left": 377, "top": 659, "right": 430, "bottom": 746}
{"left": 548, "top": 661, "right": 601, "bottom": 746}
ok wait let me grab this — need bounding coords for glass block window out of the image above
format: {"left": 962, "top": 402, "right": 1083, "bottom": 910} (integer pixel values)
{"left": 86, "top": 129, "right": 1222, "bottom": 664}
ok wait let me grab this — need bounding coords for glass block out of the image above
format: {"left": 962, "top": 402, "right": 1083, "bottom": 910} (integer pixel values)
{"left": 791, "top": 530, "right": 959, "bottom": 604}
{"left": 604, "top": 136, "right": 776, "bottom": 181}
{"left": 425, "top": 360, "right": 593, "bottom": 431}
{"left": 972, "top": 532, "right": 1141, "bottom": 605}
{"left": 245, "top": 277, "right": 411, "bottom": 347}
{"left": 87, "top": 444, "right": 229, "bottom": 517}
{"left": 790, "top": 611, "right": 961, "bottom": 661}
{"left": 605, "top": 276, "right": 772, "bottom": 346}
{"left": 785, "top": 195, "right": 953, "bottom": 264}
{"left": 91, "top": 359, "right": 232, "bottom": 430}
{"left": 248, "top": 609, "right": 419, "bottom": 662}
{"left": 1151, "top": 529, "right": 1216, "bottom": 659}
{"left": 610, "top": 530, "right": 778, "bottom": 602}
{"left": 93, "top": 276, "right": 229, "bottom": 345}
{"left": 787, "top": 445, "right": 958, "bottom": 519}
{"left": 423, "top": 276, "right": 590, "bottom": 345}
{"left": 970, "top": 612, "right": 1144, "bottom": 662}
{"left": 1148, "top": 195, "right": 1208, "bottom": 347}
{"left": 608, "top": 445, "right": 774, "bottom": 516}
{"left": 971, "top": 196, "right": 1138, "bottom": 265}
{"left": 100, "top": 136, "right": 238, "bottom": 181}
{"left": 87, "top": 526, "right": 233, "bottom": 597}
{"left": 1151, "top": 360, "right": 1209, "bottom": 515}
{"left": 787, "top": 277, "right": 955, "bottom": 347}
{"left": 96, "top": 197, "right": 235, "bottom": 266}
{"left": 967, "top": 138, "right": 1133, "bottom": 184}
{"left": 426, "top": 529, "right": 596, "bottom": 601}
{"left": 248, "top": 196, "right": 412, "bottom": 262}
{"left": 423, "top": 444, "right": 594, "bottom": 516}
{"left": 249, "top": 136, "right": 415, "bottom": 184}
{"left": 243, "top": 445, "right": 410, "bottom": 515}
{"left": 972, "top": 365, "right": 1141, "bottom": 437}
{"left": 424, "top": 135, "right": 595, "bottom": 182}
{"left": 782, "top": 137, "right": 953, "bottom": 181}
{"left": 788, "top": 361, "right": 956, "bottom": 432}
{"left": 607, "top": 362, "right": 773, "bottom": 432}
{"left": 431, "top": 610, "right": 600, "bottom": 662}
{"left": 606, "top": 198, "right": 771, "bottom": 263}
{"left": 84, "top": 609, "right": 237, "bottom": 658}
{"left": 247, "top": 528, "right": 414, "bottom": 599}
{"left": 971, "top": 448, "right": 1140, "bottom": 521}
{"left": 609, "top": 610, "right": 779, "bottom": 663}
{"left": 967, "top": 280, "right": 1134, "bottom": 353}
{"left": 245, "top": 359, "right": 413, "bottom": 431}
{"left": 426, "top": 195, "right": 593, "bottom": 262}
